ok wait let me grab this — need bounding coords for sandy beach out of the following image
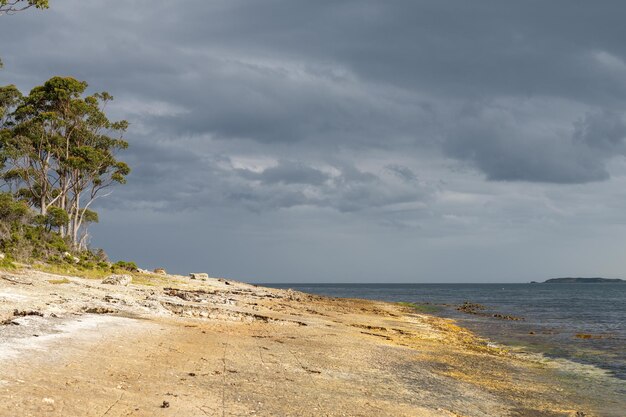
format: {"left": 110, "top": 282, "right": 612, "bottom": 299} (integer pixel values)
{"left": 0, "top": 268, "right": 622, "bottom": 416}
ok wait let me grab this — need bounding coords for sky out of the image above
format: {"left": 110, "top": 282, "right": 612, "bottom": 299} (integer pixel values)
{"left": 2, "top": 1, "right": 626, "bottom": 283}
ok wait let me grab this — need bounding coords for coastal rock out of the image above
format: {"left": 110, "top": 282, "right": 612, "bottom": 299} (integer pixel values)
{"left": 154, "top": 268, "right": 167, "bottom": 275}
{"left": 189, "top": 273, "right": 209, "bottom": 280}
{"left": 102, "top": 274, "right": 132, "bottom": 286}
{"left": 136, "top": 268, "right": 151, "bottom": 274}
{"left": 62, "top": 252, "right": 80, "bottom": 264}
{"left": 456, "top": 302, "right": 487, "bottom": 314}
{"left": 492, "top": 313, "right": 524, "bottom": 321}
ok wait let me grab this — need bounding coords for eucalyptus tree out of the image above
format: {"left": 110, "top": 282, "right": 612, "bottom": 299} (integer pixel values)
{"left": 0, "top": 76, "right": 129, "bottom": 248}
{"left": 3, "top": 77, "right": 87, "bottom": 216}
{"left": 62, "top": 89, "right": 129, "bottom": 247}
{"left": 0, "top": 84, "right": 22, "bottom": 181}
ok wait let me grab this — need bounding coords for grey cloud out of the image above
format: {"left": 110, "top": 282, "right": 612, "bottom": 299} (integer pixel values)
{"left": 385, "top": 164, "right": 417, "bottom": 182}
{"left": 573, "top": 110, "right": 626, "bottom": 152}
{"left": 4, "top": 1, "right": 626, "bottom": 187}
{"left": 443, "top": 103, "right": 626, "bottom": 184}
{"left": 4, "top": 1, "right": 626, "bottom": 281}
{"left": 237, "top": 161, "right": 330, "bottom": 186}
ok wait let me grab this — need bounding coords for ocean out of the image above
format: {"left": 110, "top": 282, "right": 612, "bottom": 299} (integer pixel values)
{"left": 265, "top": 283, "right": 626, "bottom": 387}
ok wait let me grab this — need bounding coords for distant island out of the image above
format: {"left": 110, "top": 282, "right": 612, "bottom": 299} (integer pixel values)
{"left": 543, "top": 277, "right": 625, "bottom": 283}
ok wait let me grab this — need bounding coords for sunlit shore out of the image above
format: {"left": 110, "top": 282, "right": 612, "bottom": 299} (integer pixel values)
{"left": 1, "top": 267, "right": 619, "bottom": 416}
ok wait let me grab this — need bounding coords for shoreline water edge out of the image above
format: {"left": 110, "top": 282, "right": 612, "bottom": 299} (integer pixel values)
{"left": 266, "top": 283, "right": 626, "bottom": 381}
{"left": 1, "top": 269, "right": 625, "bottom": 416}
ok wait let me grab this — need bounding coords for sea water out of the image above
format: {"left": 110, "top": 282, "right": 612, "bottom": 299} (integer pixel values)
{"left": 265, "top": 283, "right": 626, "bottom": 386}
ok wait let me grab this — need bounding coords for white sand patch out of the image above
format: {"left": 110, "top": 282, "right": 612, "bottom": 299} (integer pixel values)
{"left": 0, "top": 291, "right": 30, "bottom": 301}
{"left": 0, "top": 315, "right": 149, "bottom": 361}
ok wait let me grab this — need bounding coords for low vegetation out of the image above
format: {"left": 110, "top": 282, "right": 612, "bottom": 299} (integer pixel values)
{"left": 0, "top": 190, "right": 144, "bottom": 277}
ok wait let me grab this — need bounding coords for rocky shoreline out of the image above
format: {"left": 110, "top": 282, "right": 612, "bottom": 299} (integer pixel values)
{"left": 0, "top": 267, "right": 621, "bottom": 416}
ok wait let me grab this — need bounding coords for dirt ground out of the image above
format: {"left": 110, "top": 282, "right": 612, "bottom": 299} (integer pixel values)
{"left": 0, "top": 268, "right": 623, "bottom": 416}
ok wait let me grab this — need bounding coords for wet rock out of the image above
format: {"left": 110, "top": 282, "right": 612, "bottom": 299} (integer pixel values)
{"left": 456, "top": 302, "right": 524, "bottom": 320}
{"left": 102, "top": 274, "right": 132, "bottom": 286}
{"left": 456, "top": 302, "right": 487, "bottom": 314}
{"left": 189, "top": 273, "right": 209, "bottom": 280}
{"left": 491, "top": 313, "right": 525, "bottom": 321}
{"left": 575, "top": 333, "right": 612, "bottom": 339}
{"left": 492, "top": 313, "right": 524, "bottom": 321}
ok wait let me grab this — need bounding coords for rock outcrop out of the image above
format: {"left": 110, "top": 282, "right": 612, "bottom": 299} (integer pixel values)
{"left": 102, "top": 274, "right": 132, "bottom": 286}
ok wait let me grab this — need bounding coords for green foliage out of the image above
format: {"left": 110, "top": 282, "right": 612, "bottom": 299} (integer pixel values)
{"left": 81, "top": 209, "right": 98, "bottom": 224}
{"left": 1, "top": 76, "right": 130, "bottom": 250}
{"left": 0, "top": 192, "right": 29, "bottom": 223}
{"left": 113, "top": 260, "right": 137, "bottom": 272}
{"left": 0, "top": 255, "right": 15, "bottom": 269}
{"left": 45, "top": 206, "right": 69, "bottom": 230}
{"left": 0, "top": 192, "right": 108, "bottom": 266}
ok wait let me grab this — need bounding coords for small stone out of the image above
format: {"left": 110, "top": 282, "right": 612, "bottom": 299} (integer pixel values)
{"left": 161, "top": 401, "right": 170, "bottom": 408}
{"left": 102, "top": 274, "right": 132, "bottom": 286}
{"left": 154, "top": 268, "right": 167, "bottom": 275}
{"left": 189, "top": 273, "right": 209, "bottom": 280}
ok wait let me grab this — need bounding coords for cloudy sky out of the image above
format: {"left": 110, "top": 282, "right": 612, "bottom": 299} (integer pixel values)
{"left": 2, "top": 1, "right": 626, "bottom": 282}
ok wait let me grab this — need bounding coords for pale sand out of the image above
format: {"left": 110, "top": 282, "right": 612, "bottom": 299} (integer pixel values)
{"left": 0, "top": 269, "right": 623, "bottom": 416}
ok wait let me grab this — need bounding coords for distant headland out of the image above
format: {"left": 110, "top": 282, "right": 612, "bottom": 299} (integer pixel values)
{"left": 541, "top": 277, "right": 625, "bottom": 283}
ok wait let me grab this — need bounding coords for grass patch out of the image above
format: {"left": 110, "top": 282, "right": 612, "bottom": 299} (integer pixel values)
{"left": 33, "top": 263, "right": 111, "bottom": 280}
{"left": 397, "top": 302, "right": 443, "bottom": 314}
{"left": 130, "top": 273, "right": 175, "bottom": 287}
{"left": 48, "top": 278, "right": 71, "bottom": 284}
{"left": 35, "top": 262, "right": 183, "bottom": 287}
{"left": 0, "top": 257, "right": 17, "bottom": 270}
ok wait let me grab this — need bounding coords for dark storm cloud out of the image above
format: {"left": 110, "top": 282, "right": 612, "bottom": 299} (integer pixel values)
{"left": 5, "top": 1, "right": 626, "bottom": 281}
{"left": 2, "top": 1, "right": 626, "bottom": 210}
{"left": 3, "top": 0, "right": 626, "bottom": 192}
{"left": 444, "top": 104, "right": 626, "bottom": 183}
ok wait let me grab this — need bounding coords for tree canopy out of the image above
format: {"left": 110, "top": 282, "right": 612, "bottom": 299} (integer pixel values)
{"left": 0, "top": 76, "right": 130, "bottom": 249}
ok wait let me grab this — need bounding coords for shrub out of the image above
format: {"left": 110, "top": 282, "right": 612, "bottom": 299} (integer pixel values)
{"left": 0, "top": 193, "right": 108, "bottom": 267}
{"left": 113, "top": 260, "right": 137, "bottom": 271}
